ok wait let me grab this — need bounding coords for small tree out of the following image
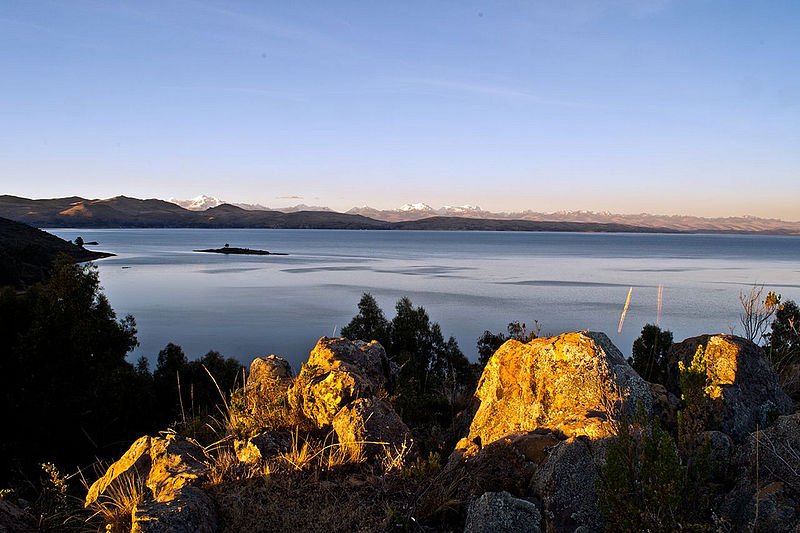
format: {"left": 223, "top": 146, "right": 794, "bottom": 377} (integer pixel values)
{"left": 74, "top": 236, "right": 84, "bottom": 247}
{"left": 476, "top": 330, "right": 506, "bottom": 367}
{"left": 476, "top": 320, "right": 539, "bottom": 368}
{"left": 677, "top": 345, "right": 712, "bottom": 458}
{"left": 766, "top": 300, "right": 800, "bottom": 363}
{"left": 154, "top": 343, "right": 190, "bottom": 422}
{"left": 765, "top": 299, "right": 800, "bottom": 396}
{"left": 599, "top": 411, "right": 684, "bottom": 532}
{"left": 739, "top": 286, "right": 781, "bottom": 344}
{"left": 341, "top": 292, "right": 391, "bottom": 349}
{"left": 629, "top": 324, "right": 673, "bottom": 384}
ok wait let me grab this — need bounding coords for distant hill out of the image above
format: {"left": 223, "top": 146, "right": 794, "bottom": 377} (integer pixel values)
{"left": 0, "top": 216, "right": 113, "bottom": 288}
{"left": 348, "top": 204, "right": 800, "bottom": 234}
{"left": 393, "top": 216, "right": 675, "bottom": 233}
{"left": 0, "top": 195, "right": 389, "bottom": 229}
{"left": 2, "top": 195, "right": 798, "bottom": 235}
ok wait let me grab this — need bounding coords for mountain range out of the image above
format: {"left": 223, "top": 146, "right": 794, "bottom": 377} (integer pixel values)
{"left": 1, "top": 195, "right": 798, "bottom": 235}
{"left": 169, "top": 195, "right": 332, "bottom": 213}
{"left": 166, "top": 195, "right": 800, "bottom": 234}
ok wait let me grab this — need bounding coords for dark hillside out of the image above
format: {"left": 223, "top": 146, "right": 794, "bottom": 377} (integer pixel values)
{"left": 393, "top": 215, "right": 678, "bottom": 233}
{"left": 0, "top": 217, "right": 112, "bottom": 288}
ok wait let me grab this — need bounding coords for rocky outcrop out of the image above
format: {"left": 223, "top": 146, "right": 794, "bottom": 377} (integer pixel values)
{"left": 289, "top": 337, "right": 393, "bottom": 427}
{"left": 231, "top": 355, "right": 294, "bottom": 438}
{"left": 668, "top": 335, "right": 792, "bottom": 441}
{"left": 442, "top": 428, "right": 604, "bottom": 533}
{"left": 331, "top": 398, "right": 413, "bottom": 460}
{"left": 446, "top": 332, "right": 655, "bottom": 532}
{"left": 0, "top": 500, "right": 35, "bottom": 533}
{"left": 720, "top": 412, "right": 800, "bottom": 531}
{"left": 133, "top": 487, "right": 216, "bottom": 533}
{"left": 531, "top": 437, "right": 607, "bottom": 532}
{"left": 85, "top": 435, "right": 153, "bottom": 507}
{"left": 459, "top": 331, "right": 651, "bottom": 454}
{"left": 448, "top": 430, "right": 562, "bottom": 500}
{"left": 649, "top": 382, "right": 680, "bottom": 433}
{"left": 234, "top": 431, "right": 292, "bottom": 464}
{"left": 85, "top": 434, "right": 216, "bottom": 532}
{"left": 247, "top": 355, "right": 292, "bottom": 400}
{"left": 465, "top": 491, "right": 542, "bottom": 533}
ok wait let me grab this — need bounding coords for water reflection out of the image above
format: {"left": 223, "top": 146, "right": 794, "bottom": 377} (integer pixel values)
{"left": 51, "top": 229, "right": 800, "bottom": 370}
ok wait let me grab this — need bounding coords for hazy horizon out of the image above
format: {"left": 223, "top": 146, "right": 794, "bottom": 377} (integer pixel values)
{"left": 2, "top": 1, "right": 798, "bottom": 219}
{"left": 6, "top": 192, "right": 800, "bottom": 223}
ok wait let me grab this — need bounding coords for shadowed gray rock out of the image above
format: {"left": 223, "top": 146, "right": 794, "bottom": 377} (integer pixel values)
{"left": 332, "top": 398, "right": 414, "bottom": 462}
{"left": 133, "top": 487, "right": 216, "bottom": 533}
{"left": 0, "top": 500, "right": 36, "bottom": 533}
{"left": 465, "top": 491, "right": 542, "bottom": 533}
{"left": 721, "top": 413, "right": 800, "bottom": 531}
{"left": 667, "top": 335, "right": 792, "bottom": 441}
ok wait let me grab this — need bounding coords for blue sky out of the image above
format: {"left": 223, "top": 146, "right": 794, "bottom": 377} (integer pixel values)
{"left": 1, "top": 1, "right": 798, "bottom": 219}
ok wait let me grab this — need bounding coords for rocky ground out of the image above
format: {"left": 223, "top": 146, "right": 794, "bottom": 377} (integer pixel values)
{"left": 2, "top": 331, "right": 797, "bottom": 532}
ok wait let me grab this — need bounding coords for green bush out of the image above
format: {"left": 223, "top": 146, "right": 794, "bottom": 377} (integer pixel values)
{"left": 599, "top": 412, "right": 683, "bottom": 532}
{"left": 629, "top": 323, "right": 673, "bottom": 384}
{"left": 0, "top": 257, "right": 150, "bottom": 481}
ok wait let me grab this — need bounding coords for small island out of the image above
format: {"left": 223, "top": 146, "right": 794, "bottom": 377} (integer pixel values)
{"left": 194, "top": 244, "right": 287, "bottom": 256}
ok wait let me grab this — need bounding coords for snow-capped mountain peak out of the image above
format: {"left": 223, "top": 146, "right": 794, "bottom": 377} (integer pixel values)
{"left": 169, "top": 195, "right": 224, "bottom": 211}
{"left": 442, "top": 204, "right": 482, "bottom": 213}
{"left": 399, "top": 203, "right": 434, "bottom": 212}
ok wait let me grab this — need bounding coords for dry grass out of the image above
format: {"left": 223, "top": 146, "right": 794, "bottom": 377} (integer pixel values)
{"left": 279, "top": 430, "right": 319, "bottom": 472}
{"left": 227, "top": 378, "right": 312, "bottom": 439}
{"left": 205, "top": 444, "right": 242, "bottom": 486}
{"left": 209, "top": 469, "right": 418, "bottom": 533}
{"left": 323, "top": 432, "right": 366, "bottom": 470}
{"left": 408, "top": 467, "right": 468, "bottom": 530}
{"left": 380, "top": 439, "right": 414, "bottom": 474}
{"left": 278, "top": 429, "right": 374, "bottom": 472}
{"left": 203, "top": 443, "right": 273, "bottom": 489}
{"left": 84, "top": 471, "right": 144, "bottom": 532}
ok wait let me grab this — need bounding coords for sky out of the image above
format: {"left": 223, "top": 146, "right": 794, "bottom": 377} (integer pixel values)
{"left": 1, "top": 1, "right": 798, "bottom": 219}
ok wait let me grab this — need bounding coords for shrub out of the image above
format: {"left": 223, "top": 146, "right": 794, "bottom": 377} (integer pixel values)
{"left": 599, "top": 413, "right": 684, "bottom": 532}
{"left": 629, "top": 323, "right": 673, "bottom": 384}
{"left": 765, "top": 299, "right": 800, "bottom": 397}
{"left": 0, "top": 257, "right": 150, "bottom": 481}
{"left": 677, "top": 345, "right": 712, "bottom": 457}
{"left": 476, "top": 320, "right": 538, "bottom": 367}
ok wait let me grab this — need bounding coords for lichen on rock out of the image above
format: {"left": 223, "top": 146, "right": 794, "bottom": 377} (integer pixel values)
{"left": 288, "top": 337, "right": 394, "bottom": 428}
{"left": 462, "top": 331, "right": 651, "bottom": 452}
{"left": 668, "top": 334, "right": 792, "bottom": 441}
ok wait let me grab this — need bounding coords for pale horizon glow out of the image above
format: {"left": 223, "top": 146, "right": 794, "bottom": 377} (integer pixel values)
{"left": 1, "top": 1, "right": 799, "bottom": 220}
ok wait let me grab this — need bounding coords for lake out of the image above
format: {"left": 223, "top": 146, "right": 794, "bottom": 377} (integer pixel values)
{"left": 50, "top": 229, "right": 800, "bottom": 370}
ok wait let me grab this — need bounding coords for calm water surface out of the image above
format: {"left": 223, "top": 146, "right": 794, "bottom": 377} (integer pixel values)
{"left": 51, "top": 229, "right": 800, "bottom": 369}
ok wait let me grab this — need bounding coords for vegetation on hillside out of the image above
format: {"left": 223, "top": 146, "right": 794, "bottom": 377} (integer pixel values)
{"left": 341, "top": 293, "right": 475, "bottom": 453}
{"left": 0, "top": 253, "right": 244, "bottom": 531}
{"left": 1, "top": 228, "right": 799, "bottom": 531}
{"left": 476, "top": 320, "right": 539, "bottom": 366}
{"left": 0, "top": 216, "right": 112, "bottom": 288}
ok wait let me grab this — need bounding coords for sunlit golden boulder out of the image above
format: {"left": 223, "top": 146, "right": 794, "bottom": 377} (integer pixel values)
{"left": 288, "top": 337, "right": 393, "bottom": 427}
{"left": 460, "top": 331, "right": 651, "bottom": 453}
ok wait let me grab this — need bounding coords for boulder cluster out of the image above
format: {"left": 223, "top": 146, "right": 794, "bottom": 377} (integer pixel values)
{"left": 80, "top": 331, "right": 798, "bottom": 532}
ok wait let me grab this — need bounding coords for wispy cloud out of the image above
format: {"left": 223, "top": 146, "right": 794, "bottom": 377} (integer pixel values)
{"left": 184, "top": 0, "right": 356, "bottom": 57}
{"left": 278, "top": 195, "right": 304, "bottom": 200}
{"left": 161, "top": 84, "right": 308, "bottom": 102}
{"left": 386, "top": 76, "right": 585, "bottom": 108}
